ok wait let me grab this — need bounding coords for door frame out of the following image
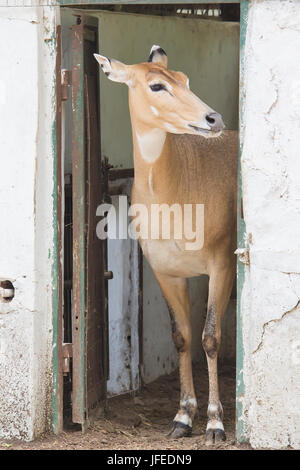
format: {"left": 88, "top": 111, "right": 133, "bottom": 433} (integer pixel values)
{"left": 52, "top": 0, "right": 250, "bottom": 442}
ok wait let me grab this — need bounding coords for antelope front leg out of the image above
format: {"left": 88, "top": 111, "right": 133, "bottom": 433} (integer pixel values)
{"left": 155, "top": 272, "right": 197, "bottom": 438}
{"left": 203, "top": 264, "right": 235, "bottom": 445}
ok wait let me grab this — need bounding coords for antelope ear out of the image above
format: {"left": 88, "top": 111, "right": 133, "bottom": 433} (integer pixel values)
{"left": 148, "top": 45, "right": 168, "bottom": 67}
{"left": 94, "top": 53, "right": 133, "bottom": 86}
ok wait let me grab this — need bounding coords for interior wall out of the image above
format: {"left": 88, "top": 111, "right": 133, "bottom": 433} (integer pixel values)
{"left": 96, "top": 11, "right": 239, "bottom": 383}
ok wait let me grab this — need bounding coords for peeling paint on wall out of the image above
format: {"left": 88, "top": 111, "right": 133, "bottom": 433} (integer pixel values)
{"left": 241, "top": 0, "right": 300, "bottom": 449}
{"left": 0, "top": 5, "right": 57, "bottom": 440}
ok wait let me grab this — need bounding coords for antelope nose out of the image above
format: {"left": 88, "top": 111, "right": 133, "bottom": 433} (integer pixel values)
{"left": 205, "top": 112, "right": 224, "bottom": 132}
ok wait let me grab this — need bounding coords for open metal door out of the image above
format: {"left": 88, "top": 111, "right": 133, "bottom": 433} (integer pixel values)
{"left": 71, "top": 14, "right": 107, "bottom": 429}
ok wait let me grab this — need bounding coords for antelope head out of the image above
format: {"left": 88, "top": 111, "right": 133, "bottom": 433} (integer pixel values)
{"left": 94, "top": 45, "right": 224, "bottom": 139}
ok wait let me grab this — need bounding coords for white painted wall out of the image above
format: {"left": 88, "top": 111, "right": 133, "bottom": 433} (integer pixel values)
{"left": 0, "top": 6, "right": 57, "bottom": 440}
{"left": 240, "top": 0, "right": 300, "bottom": 449}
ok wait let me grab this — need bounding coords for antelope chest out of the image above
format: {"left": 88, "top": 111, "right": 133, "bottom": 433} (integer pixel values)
{"left": 139, "top": 238, "right": 208, "bottom": 278}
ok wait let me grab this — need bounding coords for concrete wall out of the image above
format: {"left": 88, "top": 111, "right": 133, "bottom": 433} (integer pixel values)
{"left": 0, "top": 6, "right": 57, "bottom": 440}
{"left": 240, "top": 0, "right": 300, "bottom": 449}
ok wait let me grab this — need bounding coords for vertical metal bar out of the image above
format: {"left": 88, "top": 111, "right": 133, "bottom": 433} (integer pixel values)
{"left": 102, "top": 158, "right": 110, "bottom": 382}
{"left": 85, "top": 71, "right": 107, "bottom": 418}
{"left": 53, "top": 23, "right": 64, "bottom": 434}
{"left": 236, "top": 0, "right": 249, "bottom": 444}
{"left": 138, "top": 245, "right": 144, "bottom": 388}
{"left": 71, "top": 18, "right": 86, "bottom": 426}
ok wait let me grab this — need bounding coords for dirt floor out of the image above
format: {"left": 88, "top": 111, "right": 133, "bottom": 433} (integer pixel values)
{"left": 0, "top": 363, "right": 251, "bottom": 450}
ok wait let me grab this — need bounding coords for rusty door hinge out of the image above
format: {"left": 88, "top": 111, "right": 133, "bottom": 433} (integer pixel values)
{"left": 61, "top": 69, "right": 72, "bottom": 101}
{"left": 62, "top": 343, "right": 73, "bottom": 375}
{"left": 235, "top": 248, "right": 250, "bottom": 265}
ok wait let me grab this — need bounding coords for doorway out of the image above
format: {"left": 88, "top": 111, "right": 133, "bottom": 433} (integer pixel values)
{"left": 58, "top": 2, "right": 241, "bottom": 439}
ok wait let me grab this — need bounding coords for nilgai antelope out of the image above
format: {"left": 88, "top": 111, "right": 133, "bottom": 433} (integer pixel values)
{"left": 95, "top": 45, "right": 238, "bottom": 445}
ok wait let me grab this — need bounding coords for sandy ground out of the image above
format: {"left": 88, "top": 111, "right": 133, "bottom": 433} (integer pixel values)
{"left": 0, "top": 363, "right": 251, "bottom": 450}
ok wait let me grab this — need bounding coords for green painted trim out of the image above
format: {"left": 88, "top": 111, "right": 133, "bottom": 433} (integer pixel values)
{"left": 51, "top": 115, "right": 60, "bottom": 435}
{"left": 57, "top": 0, "right": 240, "bottom": 5}
{"left": 71, "top": 21, "right": 87, "bottom": 425}
{"left": 236, "top": 0, "right": 249, "bottom": 444}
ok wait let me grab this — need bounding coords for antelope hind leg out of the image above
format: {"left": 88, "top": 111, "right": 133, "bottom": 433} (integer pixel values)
{"left": 155, "top": 272, "right": 197, "bottom": 438}
{"left": 203, "top": 263, "right": 235, "bottom": 445}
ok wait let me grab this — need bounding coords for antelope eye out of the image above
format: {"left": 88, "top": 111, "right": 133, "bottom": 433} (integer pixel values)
{"left": 150, "top": 83, "right": 165, "bottom": 92}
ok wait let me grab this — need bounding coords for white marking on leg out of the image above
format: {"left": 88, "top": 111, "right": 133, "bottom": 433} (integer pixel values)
{"left": 208, "top": 404, "right": 219, "bottom": 415}
{"left": 207, "top": 402, "right": 223, "bottom": 418}
{"left": 180, "top": 398, "right": 197, "bottom": 408}
{"left": 174, "top": 413, "right": 192, "bottom": 427}
{"left": 206, "top": 420, "right": 224, "bottom": 431}
{"left": 136, "top": 128, "right": 166, "bottom": 163}
{"left": 207, "top": 402, "right": 224, "bottom": 430}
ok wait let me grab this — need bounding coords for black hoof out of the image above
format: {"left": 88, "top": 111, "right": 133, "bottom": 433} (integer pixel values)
{"left": 205, "top": 428, "right": 226, "bottom": 445}
{"left": 168, "top": 421, "right": 192, "bottom": 439}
